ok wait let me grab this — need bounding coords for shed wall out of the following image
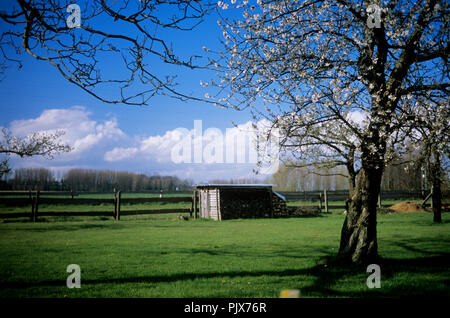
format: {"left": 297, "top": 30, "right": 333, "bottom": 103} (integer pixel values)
{"left": 219, "top": 188, "right": 272, "bottom": 219}
{"left": 199, "top": 189, "right": 221, "bottom": 220}
{"left": 198, "top": 186, "right": 283, "bottom": 220}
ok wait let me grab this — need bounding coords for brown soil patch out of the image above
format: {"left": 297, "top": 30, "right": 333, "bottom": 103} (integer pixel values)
{"left": 388, "top": 201, "right": 426, "bottom": 213}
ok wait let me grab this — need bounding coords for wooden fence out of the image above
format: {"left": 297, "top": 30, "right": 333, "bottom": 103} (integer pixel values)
{"left": 0, "top": 190, "right": 197, "bottom": 221}
{"left": 277, "top": 189, "right": 434, "bottom": 213}
{"left": 0, "top": 189, "right": 436, "bottom": 221}
{"left": 278, "top": 190, "right": 426, "bottom": 201}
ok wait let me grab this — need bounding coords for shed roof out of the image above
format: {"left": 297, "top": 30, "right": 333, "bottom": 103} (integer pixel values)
{"left": 272, "top": 191, "right": 286, "bottom": 202}
{"left": 196, "top": 184, "right": 274, "bottom": 188}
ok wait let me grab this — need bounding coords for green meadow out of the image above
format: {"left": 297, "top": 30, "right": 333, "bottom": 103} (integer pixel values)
{"left": 0, "top": 212, "right": 448, "bottom": 298}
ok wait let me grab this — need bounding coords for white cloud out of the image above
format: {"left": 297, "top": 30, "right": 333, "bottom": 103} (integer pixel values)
{"left": 104, "top": 119, "right": 276, "bottom": 168}
{"left": 7, "top": 108, "right": 272, "bottom": 181}
{"left": 103, "top": 147, "right": 139, "bottom": 162}
{"left": 9, "top": 106, "right": 125, "bottom": 159}
{"left": 104, "top": 128, "right": 188, "bottom": 163}
{"left": 10, "top": 106, "right": 90, "bottom": 137}
{"left": 6, "top": 105, "right": 127, "bottom": 173}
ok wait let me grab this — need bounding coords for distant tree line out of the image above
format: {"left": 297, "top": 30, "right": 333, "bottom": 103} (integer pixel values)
{"left": 0, "top": 168, "right": 193, "bottom": 192}
{"left": 269, "top": 165, "right": 352, "bottom": 192}
{"left": 270, "top": 157, "right": 448, "bottom": 193}
{"left": 5, "top": 168, "right": 59, "bottom": 191}
{"left": 207, "top": 177, "right": 263, "bottom": 185}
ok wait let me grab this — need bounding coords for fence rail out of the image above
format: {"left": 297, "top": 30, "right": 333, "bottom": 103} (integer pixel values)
{"left": 0, "top": 190, "right": 76, "bottom": 196}
{"left": 0, "top": 196, "right": 193, "bottom": 206}
{"left": 277, "top": 190, "right": 426, "bottom": 201}
{"left": 0, "top": 209, "right": 192, "bottom": 219}
{"left": 0, "top": 189, "right": 441, "bottom": 221}
{"left": 0, "top": 190, "right": 194, "bottom": 221}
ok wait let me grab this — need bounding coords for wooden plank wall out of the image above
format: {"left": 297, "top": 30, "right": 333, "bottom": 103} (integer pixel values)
{"left": 209, "top": 189, "right": 220, "bottom": 221}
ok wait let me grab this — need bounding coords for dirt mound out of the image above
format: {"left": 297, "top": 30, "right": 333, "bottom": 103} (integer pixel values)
{"left": 388, "top": 201, "right": 426, "bottom": 213}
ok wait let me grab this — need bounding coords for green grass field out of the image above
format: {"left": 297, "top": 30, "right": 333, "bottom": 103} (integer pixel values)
{"left": 0, "top": 212, "right": 448, "bottom": 298}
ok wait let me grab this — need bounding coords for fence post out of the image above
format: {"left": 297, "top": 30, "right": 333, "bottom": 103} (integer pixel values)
{"left": 192, "top": 189, "right": 196, "bottom": 219}
{"left": 319, "top": 193, "right": 323, "bottom": 212}
{"left": 324, "top": 189, "right": 328, "bottom": 214}
{"left": 28, "top": 189, "right": 35, "bottom": 222}
{"left": 378, "top": 192, "right": 382, "bottom": 208}
{"left": 113, "top": 188, "right": 117, "bottom": 220}
{"left": 430, "top": 185, "right": 434, "bottom": 209}
{"left": 196, "top": 190, "right": 199, "bottom": 219}
{"left": 116, "top": 191, "right": 121, "bottom": 221}
{"left": 33, "top": 190, "right": 40, "bottom": 222}
{"left": 31, "top": 195, "right": 35, "bottom": 221}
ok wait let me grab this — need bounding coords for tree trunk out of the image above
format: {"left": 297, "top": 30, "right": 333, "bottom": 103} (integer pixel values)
{"left": 346, "top": 149, "right": 357, "bottom": 194}
{"left": 345, "top": 170, "right": 356, "bottom": 214}
{"left": 345, "top": 153, "right": 357, "bottom": 213}
{"left": 430, "top": 149, "right": 442, "bottom": 223}
{"left": 432, "top": 181, "right": 442, "bottom": 223}
{"left": 338, "top": 167, "right": 382, "bottom": 264}
{"left": 347, "top": 169, "right": 356, "bottom": 195}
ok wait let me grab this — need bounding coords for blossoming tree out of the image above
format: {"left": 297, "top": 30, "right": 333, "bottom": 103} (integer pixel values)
{"left": 205, "top": 0, "right": 449, "bottom": 263}
{"left": 407, "top": 99, "right": 449, "bottom": 223}
{"left": 0, "top": 128, "right": 71, "bottom": 177}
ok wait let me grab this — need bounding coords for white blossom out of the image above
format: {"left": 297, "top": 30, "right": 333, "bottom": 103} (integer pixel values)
{"left": 206, "top": 0, "right": 447, "bottom": 176}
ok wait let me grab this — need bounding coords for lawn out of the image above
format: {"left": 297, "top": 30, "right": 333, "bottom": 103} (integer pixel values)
{"left": 0, "top": 212, "right": 449, "bottom": 298}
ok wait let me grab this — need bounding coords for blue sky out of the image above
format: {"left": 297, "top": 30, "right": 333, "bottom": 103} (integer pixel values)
{"left": 0, "top": 2, "right": 263, "bottom": 182}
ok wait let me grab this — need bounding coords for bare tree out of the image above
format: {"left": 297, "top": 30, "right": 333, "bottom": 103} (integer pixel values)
{"left": 0, "top": 0, "right": 215, "bottom": 106}
{"left": 0, "top": 128, "right": 72, "bottom": 176}
{"left": 205, "top": 0, "right": 449, "bottom": 263}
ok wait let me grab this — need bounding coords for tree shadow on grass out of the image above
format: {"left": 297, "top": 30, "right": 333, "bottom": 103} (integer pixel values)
{"left": 400, "top": 217, "right": 450, "bottom": 226}
{"left": 5, "top": 223, "right": 125, "bottom": 232}
{"left": 1, "top": 246, "right": 449, "bottom": 298}
{"left": 300, "top": 253, "right": 450, "bottom": 298}
{"left": 393, "top": 239, "right": 450, "bottom": 256}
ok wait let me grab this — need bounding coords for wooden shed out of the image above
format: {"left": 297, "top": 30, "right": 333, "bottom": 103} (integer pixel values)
{"left": 195, "top": 184, "right": 287, "bottom": 220}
